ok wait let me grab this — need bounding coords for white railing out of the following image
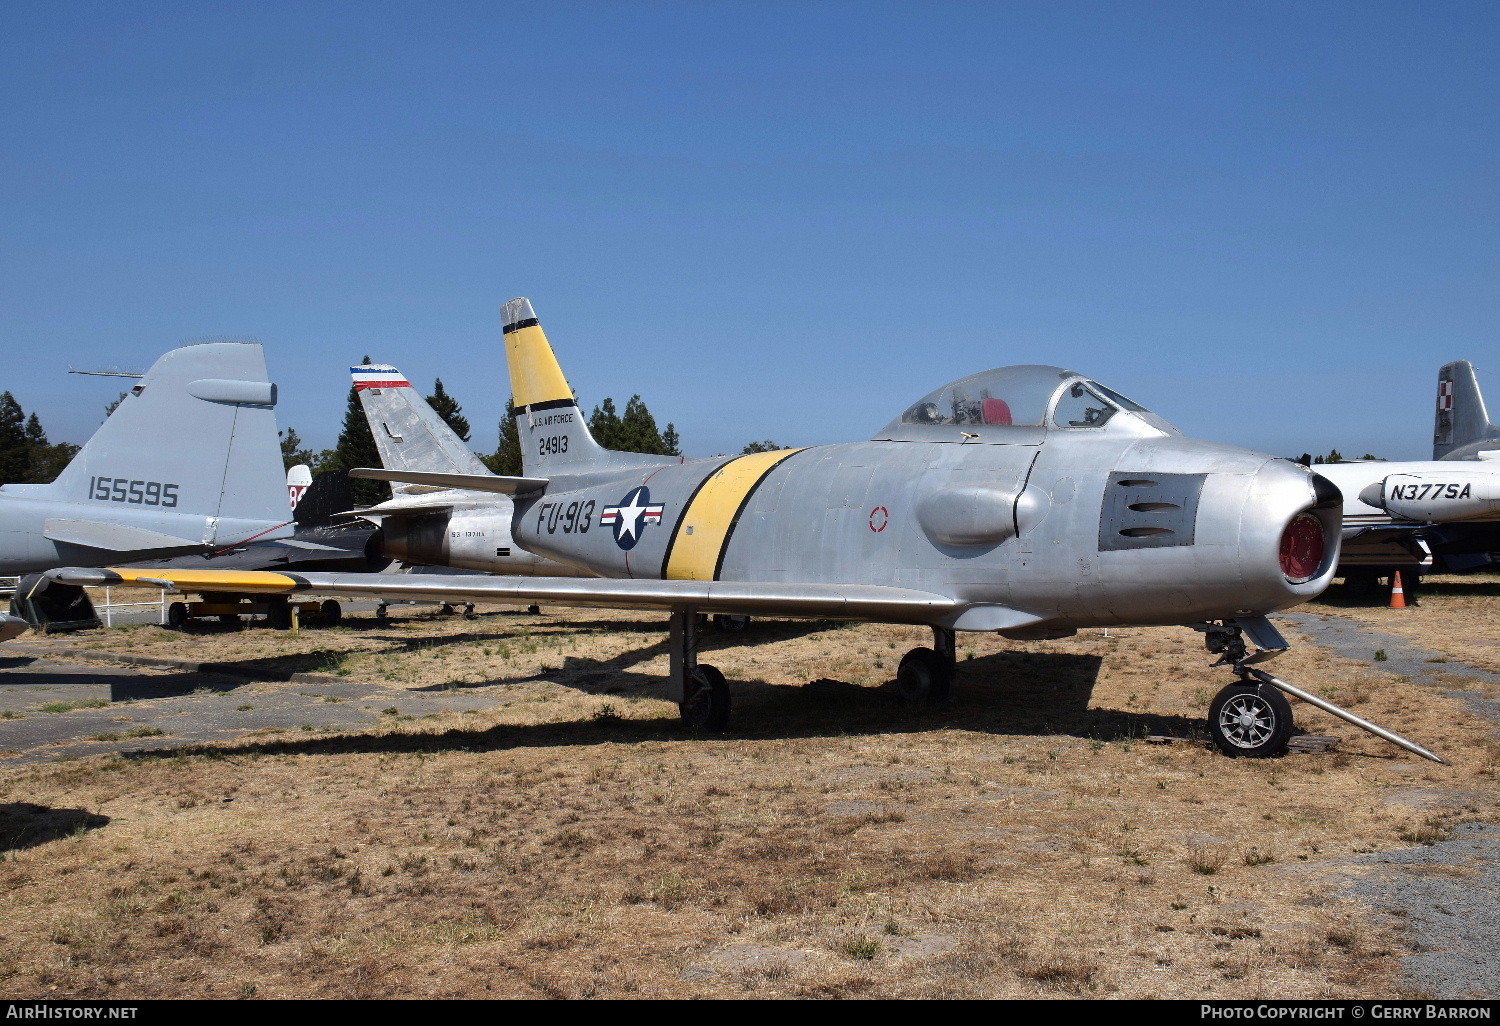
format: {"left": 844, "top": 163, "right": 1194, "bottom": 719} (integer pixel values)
{"left": 95, "top": 586, "right": 169, "bottom": 628}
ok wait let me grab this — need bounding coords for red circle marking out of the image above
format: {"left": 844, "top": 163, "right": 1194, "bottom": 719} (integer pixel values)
{"left": 869, "top": 506, "right": 889, "bottom": 532}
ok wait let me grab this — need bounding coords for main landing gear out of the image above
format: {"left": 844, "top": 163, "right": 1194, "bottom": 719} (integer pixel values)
{"left": 896, "top": 626, "right": 955, "bottom": 704}
{"left": 1195, "top": 617, "right": 1447, "bottom": 764}
{"left": 666, "top": 613, "right": 959, "bottom": 732}
{"left": 670, "top": 608, "right": 731, "bottom": 731}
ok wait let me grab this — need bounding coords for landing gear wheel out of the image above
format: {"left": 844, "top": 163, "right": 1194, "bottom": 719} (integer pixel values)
{"left": 167, "top": 602, "right": 188, "bottom": 628}
{"left": 527, "top": 604, "right": 541, "bottom": 615}
{"left": 319, "top": 600, "right": 342, "bottom": 625}
{"left": 1208, "top": 682, "right": 1294, "bottom": 758}
{"left": 679, "top": 664, "right": 731, "bottom": 731}
{"left": 266, "top": 600, "right": 293, "bottom": 631}
{"left": 712, "top": 614, "right": 749, "bottom": 633}
{"left": 897, "top": 647, "right": 952, "bottom": 704}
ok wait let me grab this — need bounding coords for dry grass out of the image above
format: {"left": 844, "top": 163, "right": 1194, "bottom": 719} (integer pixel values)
{"left": 2, "top": 601, "right": 1497, "bottom": 999}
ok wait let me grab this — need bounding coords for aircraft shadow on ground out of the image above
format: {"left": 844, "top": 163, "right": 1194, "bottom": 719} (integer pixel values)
{"left": 0, "top": 803, "right": 110, "bottom": 852}
{"left": 0, "top": 662, "right": 241, "bottom": 700}
{"left": 406, "top": 620, "right": 845, "bottom": 695}
{"left": 1313, "top": 576, "right": 1500, "bottom": 609}
{"left": 107, "top": 672, "right": 244, "bottom": 701}
{"left": 121, "top": 648, "right": 1202, "bottom": 765}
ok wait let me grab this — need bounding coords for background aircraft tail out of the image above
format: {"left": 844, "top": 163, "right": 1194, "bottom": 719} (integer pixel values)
{"left": 353, "top": 364, "right": 492, "bottom": 493}
{"left": 1434, "top": 360, "right": 1500, "bottom": 460}
{"left": 33, "top": 343, "right": 291, "bottom": 527}
{"left": 502, "top": 297, "right": 675, "bottom": 479}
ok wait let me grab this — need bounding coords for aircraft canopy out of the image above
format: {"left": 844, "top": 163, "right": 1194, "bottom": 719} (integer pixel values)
{"left": 876, "top": 365, "right": 1160, "bottom": 442}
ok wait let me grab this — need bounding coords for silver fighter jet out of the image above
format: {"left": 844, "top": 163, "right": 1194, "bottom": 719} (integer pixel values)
{"left": 58, "top": 300, "right": 1451, "bottom": 762}
{"left": 0, "top": 343, "right": 293, "bottom": 641}
{"left": 347, "top": 363, "right": 584, "bottom": 578}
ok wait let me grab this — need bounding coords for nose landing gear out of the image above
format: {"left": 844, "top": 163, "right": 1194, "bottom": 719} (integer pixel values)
{"left": 1195, "top": 617, "right": 1447, "bottom": 764}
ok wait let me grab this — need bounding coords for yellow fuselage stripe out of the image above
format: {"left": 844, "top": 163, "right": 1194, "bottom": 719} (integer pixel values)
{"left": 664, "top": 449, "right": 805, "bottom": 581}
{"left": 505, "top": 324, "right": 574, "bottom": 409}
{"left": 105, "top": 568, "right": 300, "bottom": 593}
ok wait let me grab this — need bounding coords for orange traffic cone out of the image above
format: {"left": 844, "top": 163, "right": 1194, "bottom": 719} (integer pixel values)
{"left": 1390, "top": 571, "right": 1407, "bottom": 609}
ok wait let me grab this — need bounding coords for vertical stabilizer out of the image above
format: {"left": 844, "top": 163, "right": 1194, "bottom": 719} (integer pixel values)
{"left": 352, "top": 364, "right": 491, "bottom": 493}
{"left": 39, "top": 343, "right": 291, "bottom": 530}
{"left": 501, "top": 297, "right": 673, "bottom": 478}
{"left": 1434, "top": 361, "right": 1500, "bottom": 460}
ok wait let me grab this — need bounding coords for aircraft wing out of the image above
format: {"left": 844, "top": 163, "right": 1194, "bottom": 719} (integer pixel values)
{"left": 48, "top": 567, "right": 1041, "bottom": 629}
{"left": 348, "top": 469, "right": 547, "bottom": 495}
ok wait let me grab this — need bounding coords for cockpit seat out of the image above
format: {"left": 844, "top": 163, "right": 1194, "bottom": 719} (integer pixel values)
{"left": 981, "top": 398, "right": 1013, "bottom": 425}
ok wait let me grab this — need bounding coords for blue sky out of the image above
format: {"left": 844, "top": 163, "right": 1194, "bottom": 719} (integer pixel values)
{"left": 2, "top": 0, "right": 1495, "bottom": 460}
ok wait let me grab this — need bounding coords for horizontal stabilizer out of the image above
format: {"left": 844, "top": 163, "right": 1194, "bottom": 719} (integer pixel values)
{"left": 48, "top": 567, "right": 1039, "bottom": 629}
{"left": 263, "top": 539, "right": 352, "bottom": 553}
{"left": 339, "top": 503, "right": 455, "bottom": 518}
{"left": 348, "top": 468, "right": 547, "bottom": 495}
{"left": 42, "top": 519, "right": 200, "bottom": 553}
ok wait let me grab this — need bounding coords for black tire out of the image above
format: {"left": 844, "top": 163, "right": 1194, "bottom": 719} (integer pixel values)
{"left": 679, "top": 664, "right": 732, "bottom": 731}
{"left": 167, "top": 602, "right": 188, "bottom": 628}
{"left": 527, "top": 605, "right": 541, "bottom": 616}
{"left": 266, "top": 600, "right": 293, "bottom": 630}
{"left": 1208, "top": 683, "right": 1294, "bottom": 758}
{"left": 897, "top": 647, "right": 952, "bottom": 704}
{"left": 713, "top": 614, "right": 749, "bottom": 633}
{"left": 319, "top": 600, "right": 342, "bottom": 625}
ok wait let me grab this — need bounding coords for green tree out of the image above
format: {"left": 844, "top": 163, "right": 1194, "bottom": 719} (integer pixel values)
{"left": 426, "top": 378, "right": 471, "bottom": 443}
{"left": 619, "top": 394, "right": 667, "bottom": 453}
{"left": 0, "top": 392, "right": 28, "bottom": 484}
{"left": 589, "top": 394, "right": 672, "bottom": 454}
{"left": 325, "top": 356, "right": 384, "bottom": 504}
{"left": 741, "top": 440, "right": 784, "bottom": 454}
{"left": 661, "top": 422, "right": 681, "bottom": 457}
{"left": 103, "top": 390, "right": 129, "bottom": 420}
{"left": 279, "top": 427, "right": 316, "bottom": 471}
{"left": 589, "top": 397, "right": 623, "bottom": 449}
{"left": 22, "top": 413, "right": 69, "bottom": 482}
{"left": 1311, "top": 449, "right": 1345, "bottom": 465}
{"left": 483, "top": 399, "right": 523, "bottom": 476}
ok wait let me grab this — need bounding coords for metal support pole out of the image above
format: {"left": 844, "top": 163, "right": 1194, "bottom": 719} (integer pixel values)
{"left": 668, "top": 606, "right": 698, "bottom": 703}
{"left": 1243, "top": 666, "right": 1449, "bottom": 765}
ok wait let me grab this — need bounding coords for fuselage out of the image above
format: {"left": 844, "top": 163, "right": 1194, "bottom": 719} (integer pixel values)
{"left": 0, "top": 491, "right": 290, "bottom": 576}
{"left": 514, "top": 416, "right": 1339, "bottom": 631}
{"left": 368, "top": 488, "right": 588, "bottom": 577}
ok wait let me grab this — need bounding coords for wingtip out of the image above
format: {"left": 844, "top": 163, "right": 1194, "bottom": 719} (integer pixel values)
{"left": 501, "top": 297, "right": 537, "bottom": 333}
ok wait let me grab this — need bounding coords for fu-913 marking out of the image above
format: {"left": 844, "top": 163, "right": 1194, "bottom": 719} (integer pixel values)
{"left": 90, "top": 476, "right": 179, "bottom": 507}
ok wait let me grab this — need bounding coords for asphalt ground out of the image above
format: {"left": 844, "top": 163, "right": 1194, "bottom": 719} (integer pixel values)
{"left": 1280, "top": 611, "right": 1500, "bottom": 999}
{"left": 0, "top": 644, "right": 518, "bottom": 769}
